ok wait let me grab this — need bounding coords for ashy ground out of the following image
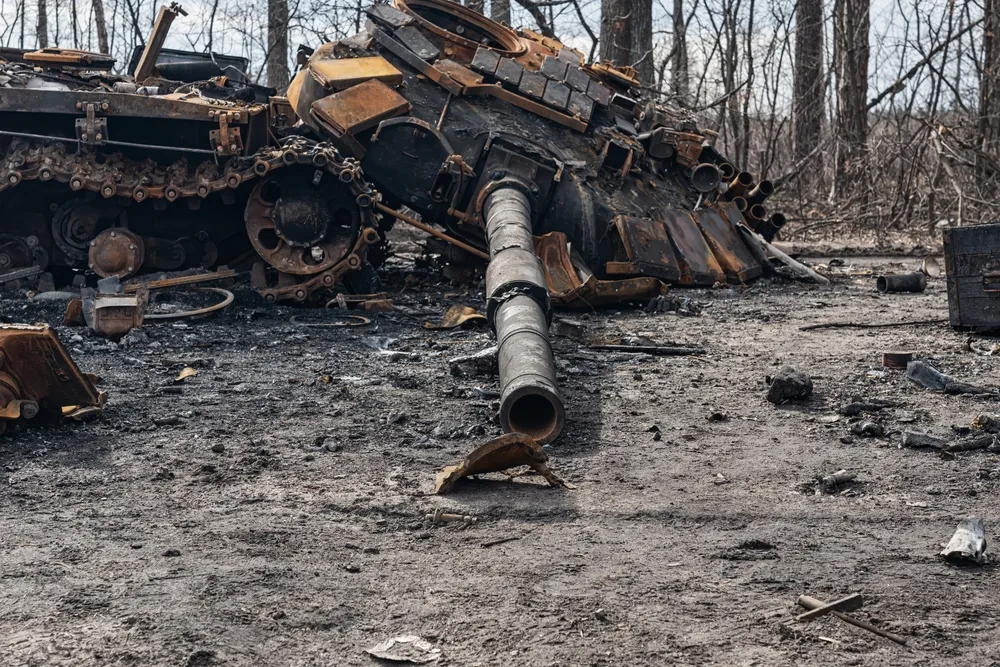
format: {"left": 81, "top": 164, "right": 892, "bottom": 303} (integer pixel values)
{"left": 1, "top": 250, "right": 998, "bottom": 666}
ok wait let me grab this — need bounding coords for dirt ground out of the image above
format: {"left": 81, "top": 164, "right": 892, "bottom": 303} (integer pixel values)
{"left": 2, "top": 248, "right": 999, "bottom": 667}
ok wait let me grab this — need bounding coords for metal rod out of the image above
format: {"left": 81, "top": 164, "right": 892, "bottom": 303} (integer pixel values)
{"left": 484, "top": 187, "right": 565, "bottom": 444}
{"left": 436, "top": 93, "right": 452, "bottom": 131}
{"left": 797, "top": 595, "right": 907, "bottom": 646}
{"left": 0, "top": 129, "right": 220, "bottom": 156}
{"left": 375, "top": 202, "right": 489, "bottom": 261}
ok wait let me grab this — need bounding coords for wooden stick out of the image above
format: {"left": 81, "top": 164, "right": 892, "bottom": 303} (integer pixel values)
{"left": 738, "top": 225, "right": 831, "bottom": 285}
{"left": 797, "top": 595, "right": 907, "bottom": 645}
{"left": 375, "top": 203, "right": 490, "bottom": 261}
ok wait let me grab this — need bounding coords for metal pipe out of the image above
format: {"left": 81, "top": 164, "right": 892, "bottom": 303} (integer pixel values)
{"left": 484, "top": 187, "right": 565, "bottom": 444}
{"left": 759, "top": 212, "right": 786, "bottom": 242}
{"left": 688, "top": 163, "right": 721, "bottom": 193}
{"left": 876, "top": 272, "right": 926, "bottom": 294}
{"left": 747, "top": 204, "right": 767, "bottom": 225}
{"left": 731, "top": 196, "right": 748, "bottom": 212}
{"left": 718, "top": 162, "right": 736, "bottom": 181}
{"left": 746, "top": 180, "right": 774, "bottom": 206}
{"left": 726, "top": 171, "right": 754, "bottom": 198}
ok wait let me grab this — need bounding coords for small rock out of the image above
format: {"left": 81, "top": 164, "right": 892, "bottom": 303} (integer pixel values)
{"left": 766, "top": 366, "right": 813, "bottom": 404}
{"left": 594, "top": 609, "right": 608, "bottom": 621}
{"left": 708, "top": 412, "right": 728, "bottom": 422}
{"left": 153, "top": 415, "right": 180, "bottom": 427}
{"left": 211, "top": 443, "right": 225, "bottom": 454}
{"left": 850, "top": 421, "right": 884, "bottom": 438}
{"left": 345, "top": 563, "right": 361, "bottom": 573}
{"left": 163, "top": 549, "right": 181, "bottom": 557}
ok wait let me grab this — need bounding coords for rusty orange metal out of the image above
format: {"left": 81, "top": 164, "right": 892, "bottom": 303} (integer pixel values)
{"left": 694, "top": 203, "right": 764, "bottom": 283}
{"left": 308, "top": 55, "right": 404, "bottom": 90}
{"left": 535, "top": 232, "right": 661, "bottom": 308}
{"left": 610, "top": 216, "right": 683, "bottom": 283}
{"left": 310, "top": 79, "right": 412, "bottom": 136}
{"left": 0, "top": 324, "right": 102, "bottom": 433}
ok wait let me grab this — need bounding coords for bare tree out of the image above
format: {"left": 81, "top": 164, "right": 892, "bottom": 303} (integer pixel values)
{"left": 672, "top": 0, "right": 690, "bottom": 98}
{"left": 92, "top": 0, "right": 110, "bottom": 53}
{"left": 266, "top": 0, "right": 290, "bottom": 89}
{"left": 980, "top": 0, "right": 1000, "bottom": 166}
{"left": 491, "top": 0, "right": 511, "bottom": 25}
{"left": 600, "top": 0, "right": 654, "bottom": 84}
{"left": 36, "top": 0, "right": 48, "bottom": 48}
{"left": 794, "top": 0, "right": 824, "bottom": 161}
{"left": 833, "top": 0, "right": 870, "bottom": 186}
{"left": 466, "top": 0, "right": 485, "bottom": 14}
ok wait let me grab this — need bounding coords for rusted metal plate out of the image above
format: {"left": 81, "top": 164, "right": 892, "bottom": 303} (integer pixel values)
{"left": 519, "top": 70, "right": 547, "bottom": 99}
{"left": 611, "top": 216, "right": 683, "bottom": 282}
{"left": 535, "top": 232, "right": 660, "bottom": 308}
{"left": 471, "top": 47, "right": 501, "bottom": 76}
{"left": 540, "top": 56, "right": 568, "bottom": 80}
{"left": 434, "top": 59, "right": 483, "bottom": 89}
{"left": 367, "top": 3, "right": 413, "bottom": 30}
{"left": 495, "top": 57, "right": 524, "bottom": 86}
{"left": 565, "top": 65, "right": 591, "bottom": 92}
{"left": 658, "top": 210, "right": 726, "bottom": 285}
{"left": 308, "top": 56, "right": 404, "bottom": 90}
{"left": 542, "top": 81, "right": 571, "bottom": 110}
{"left": 23, "top": 48, "right": 115, "bottom": 69}
{"left": 394, "top": 25, "right": 440, "bottom": 61}
{"left": 694, "top": 202, "right": 763, "bottom": 283}
{"left": 567, "top": 91, "right": 595, "bottom": 122}
{"left": 0, "top": 324, "right": 102, "bottom": 429}
{"left": 311, "top": 79, "right": 411, "bottom": 136}
{"left": 587, "top": 79, "right": 612, "bottom": 106}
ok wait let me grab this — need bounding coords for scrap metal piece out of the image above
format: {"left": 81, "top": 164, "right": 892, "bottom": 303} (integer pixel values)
{"left": 425, "top": 305, "right": 486, "bottom": 330}
{"left": 434, "top": 433, "right": 573, "bottom": 494}
{"left": 535, "top": 232, "right": 660, "bottom": 308}
{"left": 564, "top": 65, "right": 591, "bottom": 92}
{"left": 307, "top": 55, "right": 404, "bottom": 89}
{"left": 144, "top": 287, "right": 234, "bottom": 321}
{"left": 366, "top": 3, "right": 414, "bottom": 30}
{"left": 82, "top": 285, "right": 148, "bottom": 339}
{"left": 796, "top": 595, "right": 908, "bottom": 645}
{"left": 394, "top": 25, "right": 440, "bottom": 61}
{"left": 365, "top": 635, "right": 441, "bottom": 664}
{"left": 0, "top": 323, "right": 103, "bottom": 433}
{"left": 567, "top": 90, "right": 595, "bottom": 122}
{"left": 609, "top": 216, "right": 683, "bottom": 283}
{"left": 311, "top": 79, "right": 411, "bottom": 136}
{"left": 876, "top": 272, "right": 926, "bottom": 294}
{"left": 941, "top": 517, "right": 988, "bottom": 565}
{"left": 694, "top": 203, "right": 764, "bottom": 283}
{"left": 795, "top": 594, "right": 864, "bottom": 622}
{"left": 132, "top": 2, "right": 187, "bottom": 82}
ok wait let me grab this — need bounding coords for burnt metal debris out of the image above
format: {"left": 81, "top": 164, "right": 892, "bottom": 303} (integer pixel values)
{"left": 0, "top": 0, "right": 790, "bottom": 441}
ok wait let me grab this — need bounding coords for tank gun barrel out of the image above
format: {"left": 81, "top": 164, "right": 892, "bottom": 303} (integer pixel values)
{"left": 484, "top": 187, "right": 565, "bottom": 444}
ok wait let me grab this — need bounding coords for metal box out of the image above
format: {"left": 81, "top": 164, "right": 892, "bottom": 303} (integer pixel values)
{"left": 944, "top": 223, "right": 1000, "bottom": 329}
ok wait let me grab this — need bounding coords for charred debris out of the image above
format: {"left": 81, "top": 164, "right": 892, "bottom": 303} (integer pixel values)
{"left": 0, "top": 0, "right": 804, "bottom": 443}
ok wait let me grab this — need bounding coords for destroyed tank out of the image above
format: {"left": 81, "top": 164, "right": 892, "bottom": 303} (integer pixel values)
{"left": 287, "top": 0, "right": 783, "bottom": 443}
{"left": 0, "top": 3, "right": 387, "bottom": 303}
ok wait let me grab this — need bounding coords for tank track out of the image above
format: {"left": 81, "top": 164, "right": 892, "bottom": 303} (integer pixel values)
{"left": 0, "top": 136, "right": 384, "bottom": 302}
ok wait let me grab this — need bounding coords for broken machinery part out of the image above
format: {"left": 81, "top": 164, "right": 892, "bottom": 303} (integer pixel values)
{"left": 940, "top": 517, "right": 988, "bottom": 565}
{"left": 0, "top": 324, "right": 103, "bottom": 434}
{"left": 876, "top": 272, "right": 927, "bottom": 294}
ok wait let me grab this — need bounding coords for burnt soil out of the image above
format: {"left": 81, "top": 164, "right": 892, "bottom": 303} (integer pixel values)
{"left": 2, "top": 251, "right": 1000, "bottom": 666}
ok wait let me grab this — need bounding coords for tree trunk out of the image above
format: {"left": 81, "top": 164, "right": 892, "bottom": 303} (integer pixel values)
{"left": 833, "top": 0, "right": 869, "bottom": 187}
{"left": 36, "top": 0, "right": 48, "bottom": 48}
{"left": 266, "top": 0, "right": 290, "bottom": 90}
{"left": 491, "top": 0, "right": 511, "bottom": 25}
{"left": 671, "top": 0, "right": 689, "bottom": 99}
{"left": 980, "top": 0, "right": 1000, "bottom": 172}
{"left": 600, "top": 0, "right": 654, "bottom": 86}
{"left": 466, "top": 0, "right": 485, "bottom": 14}
{"left": 793, "top": 0, "right": 824, "bottom": 161}
{"left": 92, "top": 0, "right": 110, "bottom": 54}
